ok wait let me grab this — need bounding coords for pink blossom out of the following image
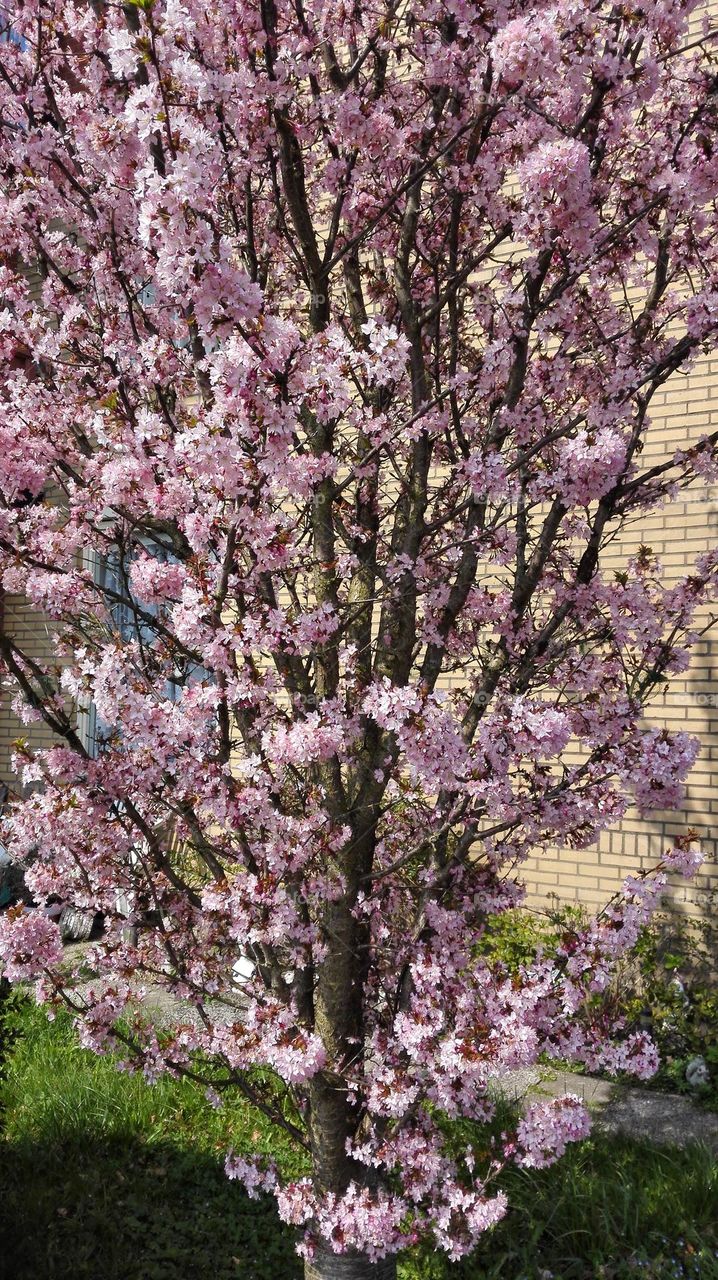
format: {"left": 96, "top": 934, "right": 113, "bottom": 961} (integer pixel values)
{"left": 663, "top": 840, "right": 704, "bottom": 878}
{"left": 516, "top": 139, "right": 599, "bottom": 256}
{"left": 489, "top": 12, "right": 562, "bottom": 90}
{"left": 517, "top": 1096, "right": 591, "bottom": 1169}
{"left": 311, "top": 1183, "right": 408, "bottom": 1261}
{"left": 225, "top": 1154, "right": 278, "bottom": 1199}
{"left": 0, "top": 908, "right": 63, "bottom": 982}
{"left": 551, "top": 428, "right": 628, "bottom": 506}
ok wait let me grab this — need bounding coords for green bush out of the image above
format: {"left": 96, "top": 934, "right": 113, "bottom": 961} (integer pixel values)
{"left": 625, "top": 899, "right": 718, "bottom": 1107}
{"left": 478, "top": 900, "right": 718, "bottom": 1108}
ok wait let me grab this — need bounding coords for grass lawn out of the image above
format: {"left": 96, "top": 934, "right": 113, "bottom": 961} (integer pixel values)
{"left": 1, "top": 995, "right": 717, "bottom": 1280}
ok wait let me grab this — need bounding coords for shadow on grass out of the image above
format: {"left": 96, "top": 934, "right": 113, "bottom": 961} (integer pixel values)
{"left": 3, "top": 1130, "right": 718, "bottom": 1280}
{"left": 0, "top": 1132, "right": 301, "bottom": 1280}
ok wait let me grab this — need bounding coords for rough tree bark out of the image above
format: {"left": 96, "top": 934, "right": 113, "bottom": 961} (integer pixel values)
{"left": 305, "top": 1249, "right": 397, "bottom": 1280}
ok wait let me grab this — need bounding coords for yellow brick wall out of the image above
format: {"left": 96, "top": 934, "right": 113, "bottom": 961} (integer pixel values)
{"left": 522, "top": 351, "right": 718, "bottom": 917}
{"left": 0, "top": 590, "right": 59, "bottom": 794}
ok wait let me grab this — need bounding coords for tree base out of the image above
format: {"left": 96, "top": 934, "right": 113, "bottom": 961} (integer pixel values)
{"left": 304, "top": 1247, "right": 397, "bottom": 1280}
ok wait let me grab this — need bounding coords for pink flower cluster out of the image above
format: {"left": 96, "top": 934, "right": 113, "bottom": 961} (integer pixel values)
{"left": 225, "top": 1153, "right": 278, "bottom": 1200}
{"left": 489, "top": 11, "right": 562, "bottom": 90}
{"left": 516, "top": 139, "right": 599, "bottom": 256}
{"left": 550, "top": 428, "right": 628, "bottom": 506}
{"left": 516, "top": 1095, "right": 591, "bottom": 1169}
{"left": 0, "top": 908, "right": 63, "bottom": 983}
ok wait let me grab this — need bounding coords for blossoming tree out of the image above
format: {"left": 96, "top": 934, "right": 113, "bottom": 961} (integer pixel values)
{"left": 1, "top": 0, "right": 718, "bottom": 1274}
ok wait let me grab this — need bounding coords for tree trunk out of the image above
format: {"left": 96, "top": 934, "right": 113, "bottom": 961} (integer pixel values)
{"left": 304, "top": 1246, "right": 397, "bottom": 1280}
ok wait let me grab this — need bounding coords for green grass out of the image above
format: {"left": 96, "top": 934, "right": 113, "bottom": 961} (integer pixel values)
{"left": 1, "top": 994, "right": 717, "bottom": 1280}
{"left": 0, "top": 994, "right": 303, "bottom": 1280}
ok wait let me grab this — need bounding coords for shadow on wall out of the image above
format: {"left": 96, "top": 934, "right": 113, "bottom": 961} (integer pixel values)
{"left": 567, "top": 472, "right": 718, "bottom": 966}
{"left": 648, "top": 480, "right": 718, "bottom": 969}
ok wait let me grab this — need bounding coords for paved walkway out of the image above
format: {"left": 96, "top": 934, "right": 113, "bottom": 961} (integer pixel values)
{"left": 491, "top": 1065, "right": 718, "bottom": 1155}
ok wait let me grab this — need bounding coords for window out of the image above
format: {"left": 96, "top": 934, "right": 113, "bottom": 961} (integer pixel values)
{"left": 78, "top": 536, "right": 211, "bottom": 756}
{"left": 0, "top": 8, "right": 27, "bottom": 48}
